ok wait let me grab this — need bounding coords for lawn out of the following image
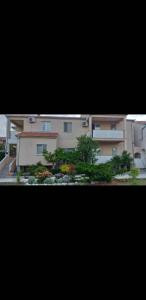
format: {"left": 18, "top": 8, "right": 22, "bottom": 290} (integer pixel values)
{"left": 106, "top": 179, "right": 146, "bottom": 186}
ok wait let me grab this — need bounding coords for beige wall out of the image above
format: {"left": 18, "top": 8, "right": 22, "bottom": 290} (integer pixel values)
{"left": 6, "top": 115, "right": 128, "bottom": 167}
{"left": 100, "top": 142, "right": 124, "bottom": 156}
{"left": 92, "top": 120, "right": 125, "bottom": 131}
{"left": 17, "top": 137, "right": 58, "bottom": 166}
{"left": 24, "top": 118, "right": 88, "bottom": 148}
{"left": 126, "top": 121, "right": 134, "bottom": 156}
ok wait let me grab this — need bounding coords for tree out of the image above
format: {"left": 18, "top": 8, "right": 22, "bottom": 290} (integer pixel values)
{"left": 43, "top": 135, "right": 100, "bottom": 167}
{"left": 43, "top": 148, "right": 81, "bottom": 167}
{"left": 77, "top": 135, "right": 100, "bottom": 164}
{"left": 121, "top": 151, "right": 133, "bottom": 171}
{"left": 111, "top": 151, "right": 133, "bottom": 175}
{"left": 0, "top": 144, "right": 5, "bottom": 161}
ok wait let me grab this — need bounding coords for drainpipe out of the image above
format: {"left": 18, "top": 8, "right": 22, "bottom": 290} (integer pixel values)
{"left": 131, "top": 121, "right": 135, "bottom": 158}
{"left": 6, "top": 118, "right": 10, "bottom": 156}
{"left": 17, "top": 136, "right": 20, "bottom": 172}
{"left": 141, "top": 125, "right": 146, "bottom": 141}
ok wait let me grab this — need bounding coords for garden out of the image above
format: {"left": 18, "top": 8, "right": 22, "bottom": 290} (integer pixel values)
{"left": 0, "top": 144, "right": 5, "bottom": 161}
{"left": 16, "top": 135, "right": 139, "bottom": 185}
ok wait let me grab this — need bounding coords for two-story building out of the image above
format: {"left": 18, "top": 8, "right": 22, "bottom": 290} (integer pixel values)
{"left": 5, "top": 114, "right": 127, "bottom": 172}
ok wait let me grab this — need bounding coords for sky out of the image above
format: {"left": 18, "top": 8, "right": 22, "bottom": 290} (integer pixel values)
{"left": 0, "top": 114, "right": 146, "bottom": 137}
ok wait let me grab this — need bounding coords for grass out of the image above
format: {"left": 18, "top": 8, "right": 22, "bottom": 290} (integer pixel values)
{"left": 111, "top": 179, "right": 146, "bottom": 186}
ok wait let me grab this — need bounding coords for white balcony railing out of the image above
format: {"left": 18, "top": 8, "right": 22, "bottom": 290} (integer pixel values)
{"left": 96, "top": 156, "right": 113, "bottom": 164}
{"left": 93, "top": 130, "right": 124, "bottom": 139}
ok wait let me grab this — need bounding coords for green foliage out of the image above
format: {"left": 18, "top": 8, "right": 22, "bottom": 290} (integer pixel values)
{"left": 16, "top": 172, "right": 21, "bottom": 183}
{"left": 44, "top": 177, "right": 55, "bottom": 184}
{"left": 43, "top": 135, "right": 100, "bottom": 166}
{"left": 0, "top": 144, "right": 5, "bottom": 161}
{"left": 28, "top": 162, "right": 48, "bottom": 176}
{"left": 60, "top": 164, "right": 76, "bottom": 174}
{"left": 129, "top": 167, "right": 140, "bottom": 185}
{"left": 36, "top": 171, "right": 53, "bottom": 183}
{"left": 43, "top": 148, "right": 80, "bottom": 165}
{"left": 76, "top": 162, "right": 113, "bottom": 182}
{"left": 28, "top": 176, "right": 37, "bottom": 185}
{"left": 110, "top": 151, "right": 133, "bottom": 175}
{"left": 0, "top": 152, "right": 5, "bottom": 161}
{"left": 77, "top": 135, "right": 99, "bottom": 163}
{"left": 130, "top": 167, "right": 140, "bottom": 178}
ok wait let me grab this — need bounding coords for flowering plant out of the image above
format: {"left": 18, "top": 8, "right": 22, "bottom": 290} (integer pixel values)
{"left": 36, "top": 171, "right": 53, "bottom": 183}
{"left": 60, "top": 164, "right": 76, "bottom": 174}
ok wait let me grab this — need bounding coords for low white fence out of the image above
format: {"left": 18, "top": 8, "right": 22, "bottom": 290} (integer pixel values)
{"left": 9, "top": 158, "right": 16, "bottom": 173}
{"left": 0, "top": 155, "right": 9, "bottom": 172}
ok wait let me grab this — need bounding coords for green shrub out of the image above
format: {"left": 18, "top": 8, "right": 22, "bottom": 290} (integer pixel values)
{"left": 44, "top": 177, "right": 55, "bottom": 184}
{"left": 28, "top": 162, "right": 48, "bottom": 176}
{"left": 60, "top": 164, "right": 76, "bottom": 174}
{"left": 36, "top": 171, "right": 53, "bottom": 183}
{"left": 0, "top": 152, "right": 5, "bottom": 161}
{"left": 76, "top": 162, "right": 113, "bottom": 182}
{"left": 28, "top": 176, "right": 37, "bottom": 185}
{"left": 129, "top": 168, "right": 140, "bottom": 185}
{"left": 16, "top": 172, "right": 21, "bottom": 183}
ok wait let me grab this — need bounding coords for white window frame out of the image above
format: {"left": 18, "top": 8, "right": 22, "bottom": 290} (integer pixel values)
{"left": 37, "top": 144, "right": 47, "bottom": 155}
{"left": 64, "top": 122, "right": 72, "bottom": 133}
{"left": 42, "top": 122, "right": 52, "bottom": 132}
{"left": 112, "top": 147, "right": 117, "bottom": 156}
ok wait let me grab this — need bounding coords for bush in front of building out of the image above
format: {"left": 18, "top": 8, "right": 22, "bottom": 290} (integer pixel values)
{"left": 75, "top": 162, "right": 113, "bottom": 183}
{"left": 60, "top": 164, "right": 76, "bottom": 175}
{"left": 110, "top": 151, "right": 133, "bottom": 175}
{"left": 28, "top": 162, "right": 49, "bottom": 176}
{"left": 36, "top": 170, "right": 53, "bottom": 184}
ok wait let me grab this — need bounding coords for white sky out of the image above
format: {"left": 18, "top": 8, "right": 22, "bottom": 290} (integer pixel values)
{"left": 0, "top": 114, "right": 146, "bottom": 137}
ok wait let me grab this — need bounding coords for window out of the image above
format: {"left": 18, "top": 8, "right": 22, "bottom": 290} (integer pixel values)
{"left": 64, "top": 122, "right": 72, "bottom": 133}
{"left": 95, "top": 123, "right": 101, "bottom": 130}
{"left": 64, "top": 148, "right": 75, "bottom": 152}
{"left": 111, "top": 123, "right": 117, "bottom": 130}
{"left": 97, "top": 148, "right": 102, "bottom": 156}
{"left": 37, "top": 144, "right": 47, "bottom": 155}
{"left": 112, "top": 147, "right": 117, "bottom": 156}
{"left": 42, "top": 122, "right": 52, "bottom": 132}
{"left": 134, "top": 153, "right": 141, "bottom": 159}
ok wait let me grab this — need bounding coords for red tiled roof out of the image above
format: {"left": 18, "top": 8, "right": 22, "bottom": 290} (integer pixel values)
{"left": 17, "top": 132, "right": 58, "bottom": 138}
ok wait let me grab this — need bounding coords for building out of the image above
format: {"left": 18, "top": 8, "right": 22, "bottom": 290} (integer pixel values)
{"left": 0, "top": 137, "right": 6, "bottom": 146}
{"left": 5, "top": 114, "right": 127, "bottom": 171}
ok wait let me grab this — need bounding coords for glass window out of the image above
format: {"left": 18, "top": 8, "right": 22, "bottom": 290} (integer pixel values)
{"left": 64, "top": 148, "right": 75, "bottom": 152}
{"left": 64, "top": 122, "right": 72, "bottom": 133}
{"left": 111, "top": 123, "right": 117, "bottom": 130}
{"left": 134, "top": 153, "right": 141, "bottom": 159}
{"left": 112, "top": 147, "right": 117, "bottom": 156}
{"left": 37, "top": 144, "right": 47, "bottom": 155}
{"left": 42, "top": 122, "right": 52, "bottom": 132}
{"left": 95, "top": 123, "right": 101, "bottom": 130}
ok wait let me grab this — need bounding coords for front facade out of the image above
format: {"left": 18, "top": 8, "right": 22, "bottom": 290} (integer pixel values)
{"left": 5, "top": 114, "right": 128, "bottom": 170}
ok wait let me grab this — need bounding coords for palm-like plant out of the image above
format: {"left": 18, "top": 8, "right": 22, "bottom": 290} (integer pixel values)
{"left": 121, "top": 151, "right": 133, "bottom": 171}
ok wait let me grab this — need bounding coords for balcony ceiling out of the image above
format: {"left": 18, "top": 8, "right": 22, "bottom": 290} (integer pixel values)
{"left": 92, "top": 115, "right": 126, "bottom": 121}
{"left": 10, "top": 120, "right": 24, "bottom": 127}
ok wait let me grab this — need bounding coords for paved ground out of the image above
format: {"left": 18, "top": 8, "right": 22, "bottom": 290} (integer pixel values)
{"left": 115, "top": 172, "right": 146, "bottom": 180}
{"left": 0, "top": 157, "right": 14, "bottom": 178}
{"left": 0, "top": 178, "right": 17, "bottom": 183}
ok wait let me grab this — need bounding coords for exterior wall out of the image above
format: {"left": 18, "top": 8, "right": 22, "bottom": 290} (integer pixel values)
{"left": 141, "top": 127, "right": 146, "bottom": 150}
{"left": 24, "top": 117, "right": 88, "bottom": 148}
{"left": 99, "top": 142, "right": 124, "bottom": 156}
{"left": 126, "top": 120, "right": 134, "bottom": 156}
{"left": 17, "top": 137, "right": 58, "bottom": 166}
{"left": 6, "top": 114, "right": 128, "bottom": 167}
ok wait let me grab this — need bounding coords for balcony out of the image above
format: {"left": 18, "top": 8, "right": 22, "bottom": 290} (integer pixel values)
{"left": 93, "top": 130, "right": 124, "bottom": 140}
{"left": 96, "top": 156, "right": 113, "bottom": 164}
